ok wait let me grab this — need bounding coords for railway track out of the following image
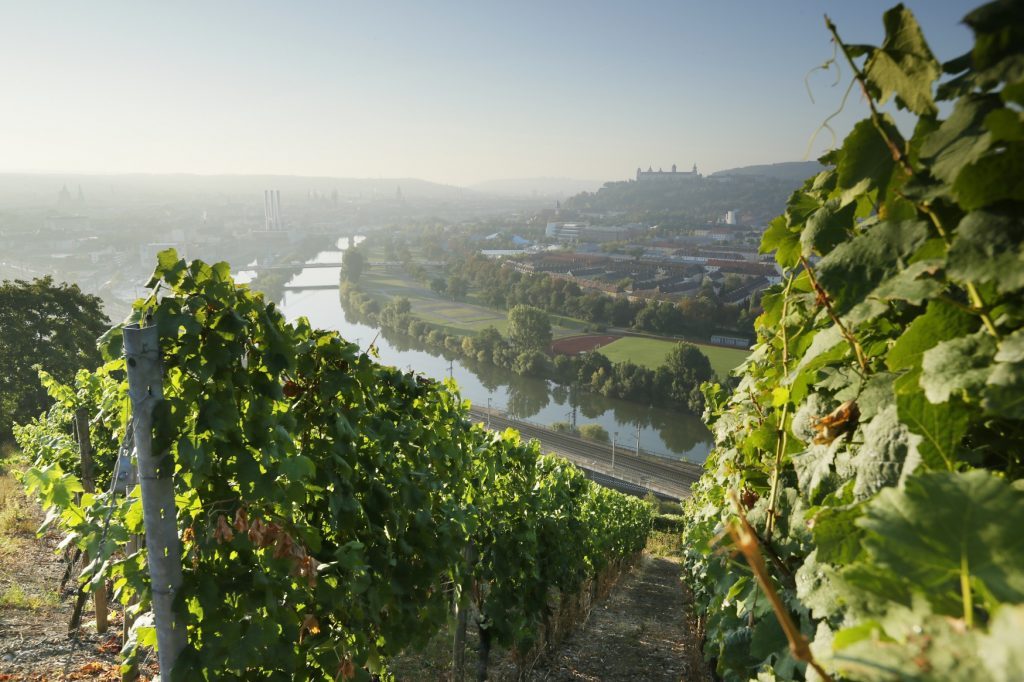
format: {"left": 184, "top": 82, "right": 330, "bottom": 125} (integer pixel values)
{"left": 467, "top": 407, "right": 703, "bottom": 500}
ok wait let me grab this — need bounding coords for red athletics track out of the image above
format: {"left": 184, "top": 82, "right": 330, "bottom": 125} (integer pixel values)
{"left": 550, "top": 334, "right": 620, "bottom": 355}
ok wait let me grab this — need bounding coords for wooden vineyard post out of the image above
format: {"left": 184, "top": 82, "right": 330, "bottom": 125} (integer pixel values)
{"left": 74, "top": 408, "right": 108, "bottom": 634}
{"left": 121, "top": 468, "right": 141, "bottom": 682}
{"left": 124, "top": 323, "right": 186, "bottom": 678}
{"left": 452, "top": 588, "right": 468, "bottom": 681}
{"left": 452, "top": 544, "right": 476, "bottom": 682}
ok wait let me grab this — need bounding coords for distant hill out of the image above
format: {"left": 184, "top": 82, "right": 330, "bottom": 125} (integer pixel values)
{"left": 711, "top": 161, "right": 824, "bottom": 182}
{"left": 0, "top": 172, "right": 467, "bottom": 206}
{"left": 562, "top": 161, "right": 822, "bottom": 226}
{"left": 469, "top": 177, "right": 603, "bottom": 198}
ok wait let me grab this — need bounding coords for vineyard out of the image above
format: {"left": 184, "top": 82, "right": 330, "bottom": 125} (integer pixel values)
{"left": 8, "top": 2, "right": 1024, "bottom": 681}
{"left": 14, "top": 251, "right": 652, "bottom": 680}
{"left": 682, "top": 2, "right": 1024, "bottom": 681}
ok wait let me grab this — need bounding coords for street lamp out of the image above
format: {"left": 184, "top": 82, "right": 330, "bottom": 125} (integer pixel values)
{"left": 486, "top": 396, "right": 491, "bottom": 429}
{"left": 612, "top": 431, "right": 618, "bottom": 470}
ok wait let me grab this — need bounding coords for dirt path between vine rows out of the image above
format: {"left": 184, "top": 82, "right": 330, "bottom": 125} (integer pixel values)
{"left": 527, "top": 554, "right": 708, "bottom": 682}
{"left": 3, "top": 456, "right": 707, "bottom": 681}
{"left": 0, "top": 463, "right": 156, "bottom": 681}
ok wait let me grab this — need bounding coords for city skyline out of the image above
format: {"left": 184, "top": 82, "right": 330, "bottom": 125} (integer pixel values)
{"left": 2, "top": 1, "right": 977, "bottom": 185}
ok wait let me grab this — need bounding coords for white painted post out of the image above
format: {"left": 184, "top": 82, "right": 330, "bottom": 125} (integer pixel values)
{"left": 124, "top": 324, "right": 186, "bottom": 678}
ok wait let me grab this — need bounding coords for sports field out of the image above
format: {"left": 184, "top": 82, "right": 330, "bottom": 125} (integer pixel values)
{"left": 597, "top": 336, "right": 750, "bottom": 379}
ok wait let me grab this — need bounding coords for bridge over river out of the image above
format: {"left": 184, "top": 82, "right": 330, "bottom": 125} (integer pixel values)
{"left": 468, "top": 407, "right": 702, "bottom": 501}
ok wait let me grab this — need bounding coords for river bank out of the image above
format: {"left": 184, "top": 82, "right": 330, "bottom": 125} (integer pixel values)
{"left": 271, "top": 238, "right": 714, "bottom": 462}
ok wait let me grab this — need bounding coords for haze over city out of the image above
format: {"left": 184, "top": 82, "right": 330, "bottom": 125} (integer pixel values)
{"left": 4, "top": 1, "right": 1024, "bottom": 679}
{"left": 3, "top": 1, "right": 975, "bottom": 185}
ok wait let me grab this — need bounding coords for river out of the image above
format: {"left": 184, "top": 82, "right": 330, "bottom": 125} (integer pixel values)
{"left": 270, "top": 238, "right": 713, "bottom": 463}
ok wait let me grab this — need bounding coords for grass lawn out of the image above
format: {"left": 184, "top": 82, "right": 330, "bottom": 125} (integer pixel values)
{"left": 357, "top": 270, "right": 581, "bottom": 338}
{"left": 597, "top": 336, "right": 750, "bottom": 379}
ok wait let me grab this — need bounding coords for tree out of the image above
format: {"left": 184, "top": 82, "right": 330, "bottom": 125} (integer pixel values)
{"left": 513, "top": 350, "right": 548, "bottom": 377}
{"left": 507, "top": 305, "right": 552, "bottom": 353}
{"left": 660, "top": 343, "right": 713, "bottom": 411}
{"left": 578, "top": 424, "right": 609, "bottom": 443}
{"left": 341, "top": 247, "right": 365, "bottom": 282}
{"left": 0, "top": 277, "right": 109, "bottom": 442}
{"left": 446, "top": 275, "right": 469, "bottom": 300}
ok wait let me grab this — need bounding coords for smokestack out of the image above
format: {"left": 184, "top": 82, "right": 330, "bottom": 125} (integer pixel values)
{"left": 275, "top": 190, "right": 282, "bottom": 230}
{"left": 264, "top": 190, "right": 272, "bottom": 231}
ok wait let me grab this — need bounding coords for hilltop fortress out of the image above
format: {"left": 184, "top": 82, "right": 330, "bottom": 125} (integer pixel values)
{"left": 636, "top": 163, "right": 701, "bottom": 182}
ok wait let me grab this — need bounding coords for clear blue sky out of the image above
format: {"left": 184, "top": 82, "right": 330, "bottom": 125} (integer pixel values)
{"left": 1, "top": 1, "right": 977, "bottom": 185}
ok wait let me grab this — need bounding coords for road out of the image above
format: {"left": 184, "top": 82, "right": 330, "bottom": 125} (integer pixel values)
{"left": 467, "top": 407, "right": 702, "bottom": 500}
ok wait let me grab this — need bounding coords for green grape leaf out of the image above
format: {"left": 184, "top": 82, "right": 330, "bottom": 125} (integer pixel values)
{"left": 985, "top": 108, "right": 1024, "bottom": 142}
{"left": 984, "top": 361, "right": 1024, "bottom": 419}
{"left": 979, "top": 605, "right": 1024, "bottom": 682}
{"left": 795, "top": 550, "right": 844, "bottom": 621}
{"left": 830, "top": 619, "right": 890, "bottom": 651}
{"left": 867, "top": 259, "right": 945, "bottom": 305}
{"left": 832, "top": 609, "right": 987, "bottom": 682}
{"left": 278, "top": 454, "right": 316, "bottom": 483}
{"left": 856, "top": 371, "right": 896, "bottom": 421}
{"left": 846, "top": 258, "right": 946, "bottom": 324}
{"left": 962, "top": 0, "right": 1024, "bottom": 91}
{"left": 124, "top": 498, "right": 145, "bottom": 534}
{"left": 793, "top": 326, "right": 844, "bottom": 374}
{"left": 802, "top": 200, "right": 855, "bottom": 258}
{"left": 836, "top": 119, "right": 897, "bottom": 194}
{"left": 995, "top": 329, "right": 1024, "bottom": 363}
{"left": 816, "top": 220, "right": 930, "bottom": 315}
{"left": 894, "top": 371, "right": 968, "bottom": 471}
{"left": 787, "top": 188, "right": 825, "bottom": 224}
{"left": 761, "top": 215, "right": 801, "bottom": 268}
{"left": 952, "top": 141, "right": 1024, "bottom": 210}
{"left": 1003, "top": 81, "right": 1024, "bottom": 106}
{"left": 853, "top": 406, "right": 916, "bottom": 500}
{"left": 792, "top": 442, "right": 840, "bottom": 503}
{"left": 919, "top": 94, "right": 999, "bottom": 184}
{"left": 152, "top": 248, "right": 186, "bottom": 286}
{"left": 920, "top": 331, "right": 997, "bottom": 404}
{"left": 749, "top": 614, "right": 787, "bottom": 661}
{"left": 859, "top": 470, "right": 1024, "bottom": 609}
{"left": 812, "top": 501, "right": 864, "bottom": 565}
{"left": 947, "top": 209, "right": 1024, "bottom": 293}
{"left": 838, "top": 561, "right": 915, "bottom": 617}
{"left": 887, "top": 299, "right": 978, "bottom": 371}
{"left": 863, "top": 4, "right": 941, "bottom": 116}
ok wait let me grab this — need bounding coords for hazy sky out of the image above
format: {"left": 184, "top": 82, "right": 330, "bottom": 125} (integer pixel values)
{"left": 2, "top": 1, "right": 978, "bottom": 186}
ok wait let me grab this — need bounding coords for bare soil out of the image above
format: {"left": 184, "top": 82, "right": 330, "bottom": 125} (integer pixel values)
{"left": 527, "top": 555, "right": 708, "bottom": 682}
{"left": 391, "top": 553, "right": 709, "bottom": 682}
{"left": 0, "top": 469, "right": 155, "bottom": 681}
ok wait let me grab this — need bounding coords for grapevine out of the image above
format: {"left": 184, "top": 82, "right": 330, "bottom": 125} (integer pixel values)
{"left": 682, "top": 2, "right": 1024, "bottom": 680}
{"left": 16, "top": 249, "right": 653, "bottom": 680}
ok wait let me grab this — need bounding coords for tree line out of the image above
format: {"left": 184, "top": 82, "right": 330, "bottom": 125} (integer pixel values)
{"left": 341, "top": 284, "right": 714, "bottom": 413}
{"left": 439, "top": 252, "right": 756, "bottom": 340}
